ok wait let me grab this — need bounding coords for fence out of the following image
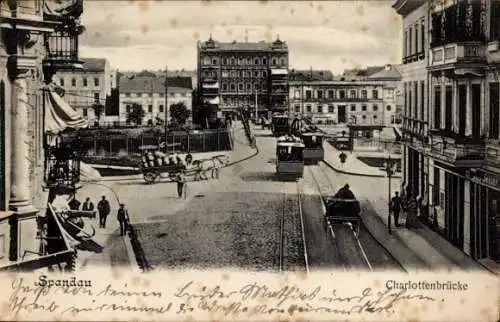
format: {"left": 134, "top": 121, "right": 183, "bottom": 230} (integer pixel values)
{"left": 353, "top": 137, "right": 401, "bottom": 154}
{"left": 68, "top": 129, "right": 232, "bottom": 157}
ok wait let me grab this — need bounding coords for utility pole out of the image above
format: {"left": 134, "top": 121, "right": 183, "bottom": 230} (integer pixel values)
{"left": 164, "top": 65, "right": 168, "bottom": 150}
{"left": 255, "top": 90, "right": 258, "bottom": 122}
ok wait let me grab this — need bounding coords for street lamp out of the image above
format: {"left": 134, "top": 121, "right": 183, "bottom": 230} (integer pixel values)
{"left": 384, "top": 154, "right": 397, "bottom": 234}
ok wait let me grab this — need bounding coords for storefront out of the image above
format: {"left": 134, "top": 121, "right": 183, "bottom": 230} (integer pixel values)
{"left": 468, "top": 169, "right": 500, "bottom": 263}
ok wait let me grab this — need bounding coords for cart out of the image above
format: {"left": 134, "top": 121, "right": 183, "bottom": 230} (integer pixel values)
{"left": 324, "top": 197, "right": 362, "bottom": 236}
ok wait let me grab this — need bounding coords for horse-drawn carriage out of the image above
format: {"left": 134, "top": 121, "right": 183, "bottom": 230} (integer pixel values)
{"left": 324, "top": 186, "right": 362, "bottom": 236}
{"left": 140, "top": 151, "right": 230, "bottom": 184}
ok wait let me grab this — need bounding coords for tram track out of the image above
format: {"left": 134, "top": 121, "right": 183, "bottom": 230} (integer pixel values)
{"left": 308, "top": 165, "right": 372, "bottom": 271}
{"left": 278, "top": 181, "right": 309, "bottom": 273}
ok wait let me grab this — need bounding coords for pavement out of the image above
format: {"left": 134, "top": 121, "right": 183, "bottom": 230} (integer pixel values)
{"left": 73, "top": 121, "right": 257, "bottom": 271}
{"left": 322, "top": 142, "right": 495, "bottom": 275}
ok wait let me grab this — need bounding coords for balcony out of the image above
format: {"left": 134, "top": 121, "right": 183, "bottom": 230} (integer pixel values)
{"left": 426, "top": 129, "right": 485, "bottom": 167}
{"left": 428, "top": 41, "right": 487, "bottom": 75}
{"left": 484, "top": 143, "right": 500, "bottom": 168}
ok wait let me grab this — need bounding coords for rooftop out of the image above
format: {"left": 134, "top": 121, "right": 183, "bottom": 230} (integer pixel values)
{"left": 289, "top": 69, "right": 334, "bottom": 81}
{"left": 80, "top": 58, "right": 107, "bottom": 72}
{"left": 119, "top": 74, "right": 193, "bottom": 93}
{"left": 199, "top": 35, "right": 288, "bottom": 51}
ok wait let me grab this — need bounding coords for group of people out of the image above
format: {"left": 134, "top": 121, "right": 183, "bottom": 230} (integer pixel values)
{"left": 68, "top": 196, "right": 131, "bottom": 236}
{"left": 390, "top": 189, "right": 419, "bottom": 228}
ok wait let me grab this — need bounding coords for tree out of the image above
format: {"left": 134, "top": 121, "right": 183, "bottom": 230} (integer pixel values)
{"left": 170, "top": 102, "right": 190, "bottom": 125}
{"left": 126, "top": 103, "right": 145, "bottom": 126}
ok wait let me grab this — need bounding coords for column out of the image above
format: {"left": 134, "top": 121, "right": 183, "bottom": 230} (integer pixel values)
{"left": 8, "top": 68, "right": 38, "bottom": 262}
{"left": 465, "top": 79, "right": 472, "bottom": 136}
{"left": 463, "top": 180, "right": 471, "bottom": 255}
{"left": 453, "top": 80, "right": 458, "bottom": 133}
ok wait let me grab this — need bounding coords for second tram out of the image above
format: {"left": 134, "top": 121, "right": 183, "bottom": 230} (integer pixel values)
{"left": 276, "top": 135, "right": 305, "bottom": 178}
{"left": 301, "top": 132, "right": 324, "bottom": 164}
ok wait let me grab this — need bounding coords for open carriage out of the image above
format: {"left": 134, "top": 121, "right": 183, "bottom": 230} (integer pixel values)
{"left": 324, "top": 197, "right": 362, "bottom": 236}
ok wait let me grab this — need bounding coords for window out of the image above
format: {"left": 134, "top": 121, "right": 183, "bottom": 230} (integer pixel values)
{"left": 294, "top": 91, "right": 300, "bottom": 99}
{"left": 83, "top": 108, "right": 87, "bottom": 117}
{"left": 222, "top": 58, "right": 227, "bottom": 65}
{"left": 230, "top": 70, "right": 236, "bottom": 77}
{"left": 339, "top": 90, "right": 345, "bottom": 99}
{"left": 254, "top": 58, "right": 259, "bottom": 65}
{"left": 181, "top": 92, "right": 186, "bottom": 97}
{"left": 351, "top": 105, "right": 356, "bottom": 111}
{"left": 262, "top": 58, "right": 267, "bottom": 65}
{"left": 317, "top": 90, "right": 323, "bottom": 99}
{"left": 414, "top": 23, "right": 419, "bottom": 54}
{"left": 126, "top": 105, "right": 131, "bottom": 113}
{"left": 159, "top": 105, "right": 164, "bottom": 113}
{"left": 230, "top": 84, "right": 235, "bottom": 91}
{"left": 491, "top": 1, "right": 500, "bottom": 39}
{"left": 148, "top": 93, "right": 153, "bottom": 97}
{"left": 404, "top": 29, "right": 408, "bottom": 59}
{"left": 272, "top": 58, "right": 277, "bottom": 65}
{"left": 262, "top": 71, "right": 267, "bottom": 77}
{"left": 305, "top": 90, "right": 312, "bottom": 99}
{"left": 373, "top": 115, "right": 378, "bottom": 119}
{"left": 362, "top": 105, "right": 367, "bottom": 111}
{"left": 420, "top": 80, "right": 425, "bottom": 120}
{"left": 212, "top": 58, "right": 218, "bottom": 65}
{"left": 280, "top": 58, "right": 285, "bottom": 66}
{"left": 361, "top": 90, "right": 367, "bottom": 99}
{"left": 83, "top": 78, "right": 87, "bottom": 87}
{"left": 71, "top": 78, "right": 76, "bottom": 87}
{"left": 386, "top": 105, "right": 391, "bottom": 111}
{"left": 372, "top": 89, "right": 378, "bottom": 99}
{"left": 433, "top": 86, "right": 441, "bottom": 129}
{"left": 246, "top": 83, "right": 251, "bottom": 91}
{"left": 327, "top": 90, "right": 334, "bottom": 98}
{"left": 362, "top": 115, "right": 366, "bottom": 119}
{"left": 328, "top": 105, "right": 334, "bottom": 113}
{"left": 204, "top": 56, "right": 211, "bottom": 65}
{"left": 421, "top": 18, "right": 425, "bottom": 55}
{"left": 94, "top": 92, "right": 100, "bottom": 103}
{"left": 148, "top": 105, "right": 153, "bottom": 113}
{"left": 231, "top": 58, "right": 235, "bottom": 65}
{"left": 238, "top": 57, "right": 243, "bottom": 65}
{"left": 306, "top": 105, "right": 312, "bottom": 112}
{"left": 472, "top": 84, "right": 481, "bottom": 137}
{"left": 318, "top": 105, "right": 323, "bottom": 113}
{"left": 94, "top": 77, "right": 99, "bottom": 87}
{"left": 373, "top": 104, "right": 378, "bottom": 111}
{"left": 295, "top": 105, "right": 300, "bottom": 112}
{"left": 254, "top": 83, "right": 259, "bottom": 90}
{"left": 408, "top": 26, "right": 413, "bottom": 55}
{"left": 222, "top": 83, "right": 228, "bottom": 91}
{"left": 350, "top": 90, "right": 356, "bottom": 99}
{"left": 60, "top": 78, "right": 65, "bottom": 87}
{"left": 238, "top": 83, "right": 243, "bottom": 91}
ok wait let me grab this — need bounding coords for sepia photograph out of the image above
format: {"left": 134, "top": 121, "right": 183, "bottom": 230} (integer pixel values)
{"left": 0, "top": 0, "right": 499, "bottom": 321}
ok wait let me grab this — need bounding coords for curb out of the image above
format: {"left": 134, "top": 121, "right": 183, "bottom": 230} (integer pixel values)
{"left": 322, "top": 159, "right": 402, "bottom": 179}
{"left": 123, "top": 231, "right": 143, "bottom": 274}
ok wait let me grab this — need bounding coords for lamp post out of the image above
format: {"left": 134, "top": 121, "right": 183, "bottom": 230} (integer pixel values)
{"left": 164, "top": 65, "right": 168, "bottom": 147}
{"left": 384, "top": 154, "right": 397, "bottom": 234}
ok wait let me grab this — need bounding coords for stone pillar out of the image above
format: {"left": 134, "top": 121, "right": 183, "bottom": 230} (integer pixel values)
{"left": 463, "top": 180, "right": 471, "bottom": 255}
{"left": 8, "top": 67, "right": 38, "bottom": 261}
{"left": 465, "top": 79, "right": 472, "bottom": 136}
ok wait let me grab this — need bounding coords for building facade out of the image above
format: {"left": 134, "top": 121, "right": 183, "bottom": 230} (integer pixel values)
{"left": 1, "top": 0, "right": 85, "bottom": 269}
{"left": 118, "top": 71, "right": 193, "bottom": 126}
{"left": 394, "top": 0, "right": 500, "bottom": 266}
{"left": 197, "top": 36, "right": 289, "bottom": 121}
{"left": 288, "top": 65, "right": 401, "bottom": 126}
{"left": 55, "top": 58, "right": 116, "bottom": 125}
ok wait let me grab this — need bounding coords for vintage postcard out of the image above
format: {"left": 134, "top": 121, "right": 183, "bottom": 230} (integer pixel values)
{"left": 0, "top": 0, "right": 499, "bottom": 321}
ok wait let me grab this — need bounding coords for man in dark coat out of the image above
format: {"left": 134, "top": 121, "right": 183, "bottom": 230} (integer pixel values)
{"left": 117, "top": 204, "right": 130, "bottom": 236}
{"left": 391, "top": 191, "right": 402, "bottom": 227}
{"left": 97, "top": 196, "right": 111, "bottom": 228}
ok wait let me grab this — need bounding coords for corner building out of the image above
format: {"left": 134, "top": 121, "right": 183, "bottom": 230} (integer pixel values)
{"left": 197, "top": 36, "right": 289, "bottom": 121}
{"left": 394, "top": 0, "right": 500, "bottom": 267}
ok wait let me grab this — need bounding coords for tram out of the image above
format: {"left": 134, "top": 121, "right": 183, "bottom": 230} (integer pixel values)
{"left": 271, "top": 114, "right": 290, "bottom": 137}
{"left": 276, "top": 135, "right": 305, "bottom": 178}
{"left": 301, "top": 132, "right": 324, "bottom": 164}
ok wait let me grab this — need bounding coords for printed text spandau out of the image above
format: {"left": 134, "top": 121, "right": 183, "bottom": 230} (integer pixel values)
{"left": 7, "top": 277, "right": 437, "bottom": 317}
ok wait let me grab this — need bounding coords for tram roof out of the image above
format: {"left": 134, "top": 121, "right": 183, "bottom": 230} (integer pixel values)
{"left": 277, "top": 142, "right": 305, "bottom": 147}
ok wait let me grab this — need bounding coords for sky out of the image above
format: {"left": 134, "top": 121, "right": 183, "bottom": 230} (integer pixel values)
{"left": 80, "top": 0, "right": 402, "bottom": 74}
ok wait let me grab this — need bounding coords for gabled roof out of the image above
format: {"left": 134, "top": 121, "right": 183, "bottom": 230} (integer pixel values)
{"left": 119, "top": 74, "right": 192, "bottom": 93}
{"left": 368, "top": 65, "right": 402, "bottom": 80}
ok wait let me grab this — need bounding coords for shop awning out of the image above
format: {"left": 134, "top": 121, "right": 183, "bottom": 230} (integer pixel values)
{"left": 44, "top": 83, "right": 88, "bottom": 134}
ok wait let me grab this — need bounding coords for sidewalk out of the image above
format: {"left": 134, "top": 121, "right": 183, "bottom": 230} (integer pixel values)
{"left": 322, "top": 146, "right": 493, "bottom": 274}
{"left": 324, "top": 141, "right": 401, "bottom": 178}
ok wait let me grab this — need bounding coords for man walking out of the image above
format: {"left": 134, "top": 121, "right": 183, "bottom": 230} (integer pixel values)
{"left": 391, "top": 191, "right": 402, "bottom": 227}
{"left": 97, "top": 196, "right": 110, "bottom": 229}
{"left": 82, "top": 197, "right": 95, "bottom": 219}
{"left": 175, "top": 172, "right": 186, "bottom": 199}
{"left": 117, "top": 204, "right": 130, "bottom": 236}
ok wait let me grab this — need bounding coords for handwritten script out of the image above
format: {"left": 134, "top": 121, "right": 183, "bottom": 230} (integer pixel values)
{"left": 6, "top": 277, "right": 437, "bottom": 318}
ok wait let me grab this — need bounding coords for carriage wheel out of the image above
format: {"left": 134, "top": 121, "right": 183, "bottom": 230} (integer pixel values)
{"left": 143, "top": 171, "right": 157, "bottom": 184}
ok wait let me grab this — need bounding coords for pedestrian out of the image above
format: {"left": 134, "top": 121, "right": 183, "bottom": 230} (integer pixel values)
{"left": 117, "top": 204, "right": 130, "bottom": 236}
{"left": 97, "top": 195, "right": 111, "bottom": 229}
{"left": 404, "top": 190, "right": 419, "bottom": 228}
{"left": 175, "top": 171, "right": 186, "bottom": 199}
{"left": 391, "top": 191, "right": 402, "bottom": 227}
{"left": 68, "top": 194, "right": 81, "bottom": 210}
{"left": 82, "top": 197, "right": 94, "bottom": 211}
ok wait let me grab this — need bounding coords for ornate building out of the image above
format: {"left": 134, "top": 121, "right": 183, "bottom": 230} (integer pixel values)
{"left": 196, "top": 35, "right": 289, "bottom": 124}
{"left": 394, "top": 0, "right": 500, "bottom": 267}
{"left": 0, "top": 0, "right": 86, "bottom": 270}
{"left": 288, "top": 65, "right": 402, "bottom": 126}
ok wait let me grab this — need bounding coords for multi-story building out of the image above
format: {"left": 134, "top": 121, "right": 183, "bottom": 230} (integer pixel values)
{"left": 118, "top": 71, "right": 193, "bottom": 125}
{"left": 394, "top": 0, "right": 500, "bottom": 266}
{"left": 54, "top": 58, "right": 116, "bottom": 124}
{"left": 1, "top": 0, "right": 85, "bottom": 270}
{"left": 288, "top": 65, "right": 401, "bottom": 126}
{"left": 197, "top": 35, "right": 289, "bottom": 122}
